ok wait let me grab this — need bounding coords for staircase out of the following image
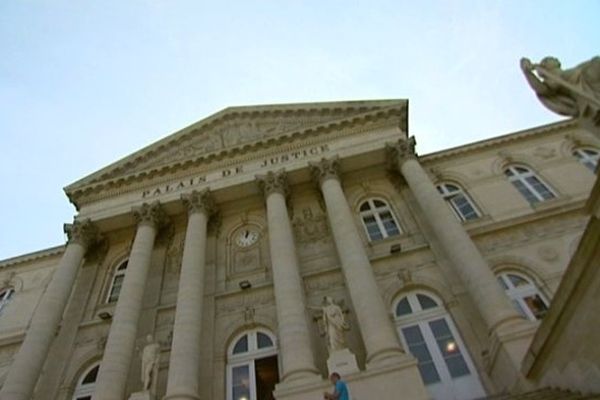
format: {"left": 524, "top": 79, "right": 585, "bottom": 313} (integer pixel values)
{"left": 480, "top": 388, "right": 600, "bottom": 400}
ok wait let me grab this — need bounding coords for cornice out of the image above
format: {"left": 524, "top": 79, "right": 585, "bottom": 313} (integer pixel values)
{"left": 0, "top": 245, "right": 65, "bottom": 269}
{"left": 419, "top": 119, "right": 577, "bottom": 164}
{"left": 67, "top": 105, "right": 407, "bottom": 207}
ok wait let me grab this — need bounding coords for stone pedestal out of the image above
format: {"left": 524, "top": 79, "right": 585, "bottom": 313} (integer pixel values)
{"left": 274, "top": 358, "right": 428, "bottom": 400}
{"left": 327, "top": 349, "right": 359, "bottom": 376}
{"left": 129, "top": 390, "right": 155, "bottom": 400}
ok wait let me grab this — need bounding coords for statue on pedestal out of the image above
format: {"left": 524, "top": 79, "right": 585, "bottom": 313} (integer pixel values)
{"left": 309, "top": 296, "right": 359, "bottom": 376}
{"left": 141, "top": 334, "right": 160, "bottom": 392}
{"left": 310, "top": 296, "right": 350, "bottom": 353}
{"left": 520, "top": 55, "right": 600, "bottom": 133}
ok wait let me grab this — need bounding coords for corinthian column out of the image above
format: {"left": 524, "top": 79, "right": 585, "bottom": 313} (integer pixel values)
{"left": 92, "top": 202, "right": 168, "bottom": 400}
{"left": 0, "top": 220, "right": 99, "bottom": 400}
{"left": 256, "top": 170, "right": 320, "bottom": 383}
{"left": 386, "top": 138, "right": 523, "bottom": 331}
{"left": 309, "top": 159, "right": 405, "bottom": 368}
{"left": 164, "top": 190, "right": 215, "bottom": 400}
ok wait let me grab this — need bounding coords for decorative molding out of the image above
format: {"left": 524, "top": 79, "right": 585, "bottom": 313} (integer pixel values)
{"left": 256, "top": 170, "right": 289, "bottom": 198}
{"left": 181, "top": 188, "right": 216, "bottom": 217}
{"left": 64, "top": 219, "right": 101, "bottom": 248}
{"left": 65, "top": 102, "right": 408, "bottom": 206}
{"left": 420, "top": 119, "right": 577, "bottom": 163}
{"left": 309, "top": 157, "right": 340, "bottom": 186}
{"left": 132, "top": 202, "right": 169, "bottom": 229}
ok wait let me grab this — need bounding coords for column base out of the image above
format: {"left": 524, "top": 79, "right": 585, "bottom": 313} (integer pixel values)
{"left": 486, "top": 319, "right": 538, "bottom": 392}
{"left": 129, "top": 390, "right": 155, "bottom": 400}
{"left": 274, "top": 357, "right": 428, "bottom": 400}
{"left": 327, "top": 348, "right": 359, "bottom": 376}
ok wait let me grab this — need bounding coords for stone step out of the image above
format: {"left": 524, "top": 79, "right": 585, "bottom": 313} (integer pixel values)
{"left": 478, "top": 388, "right": 600, "bottom": 400}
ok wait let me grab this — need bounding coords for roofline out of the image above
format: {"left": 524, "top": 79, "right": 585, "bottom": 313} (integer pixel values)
{"left": 0, "top": 245, "right": 65, "bottom": 268}
{"left": 419, "top": 118, "right": 575, "bottom": 162}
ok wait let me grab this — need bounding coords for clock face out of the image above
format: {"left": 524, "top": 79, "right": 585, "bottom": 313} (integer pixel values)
{"left": 235, "top": 229, "right": 259, "bottom": 248}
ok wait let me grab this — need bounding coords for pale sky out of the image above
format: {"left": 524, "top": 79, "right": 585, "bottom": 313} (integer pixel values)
{"left": 1, "top": 1, "right": 598, "bottom": 260}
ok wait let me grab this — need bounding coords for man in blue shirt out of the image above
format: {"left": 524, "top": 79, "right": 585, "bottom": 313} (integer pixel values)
{"left": 324, "top": 372, "right": 350, "bottom": 400}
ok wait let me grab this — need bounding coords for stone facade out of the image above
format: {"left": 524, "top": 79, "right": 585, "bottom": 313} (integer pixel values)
{"left": 0, "top": 100, "right": 598, "bottom": 400}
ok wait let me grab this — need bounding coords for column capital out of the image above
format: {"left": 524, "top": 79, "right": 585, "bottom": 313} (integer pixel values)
{"left": 309, "top": 157, "right": 340, "bottom": 186}
{"left": 385, "top": 137, "right": 417, "bottom": 169}
{"left": 64, "top": 219, "right": 100, "bottom": 248}
{"left": 182, "top": 189, "right": 216, "bottom": 217}
{"left": 133, "top": 202, "right": 169, "bottom": 229}
{"left": 256, "top": 170, "right": 289, "bottom": 198}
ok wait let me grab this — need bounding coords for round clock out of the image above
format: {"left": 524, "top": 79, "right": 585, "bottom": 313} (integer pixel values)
{"left": 235, "top": 228, "right": 259, "bottom": 248}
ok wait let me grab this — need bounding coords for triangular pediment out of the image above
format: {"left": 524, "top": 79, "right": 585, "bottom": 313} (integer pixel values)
{"left": 65, "top": 99, "right": 407, "bottom": 205}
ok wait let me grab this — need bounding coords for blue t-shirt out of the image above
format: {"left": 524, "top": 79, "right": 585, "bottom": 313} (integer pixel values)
{"left": 335, "top": 380, "right": 350, "bottom": 400}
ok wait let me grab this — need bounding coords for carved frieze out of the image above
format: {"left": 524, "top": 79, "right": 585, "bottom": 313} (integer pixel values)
{"left": 293, "top": 208, "right": 330, "bottom": 244}
{"left": 165, "top": 231, "right": 185, "bottom": 275}
{"left": 216, "top": 288, "right": 274, "bottom": 314}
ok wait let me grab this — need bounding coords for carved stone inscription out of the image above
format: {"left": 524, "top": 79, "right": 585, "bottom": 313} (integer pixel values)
{"left": 141, "top": 144, "right": 330, "bottom": 198}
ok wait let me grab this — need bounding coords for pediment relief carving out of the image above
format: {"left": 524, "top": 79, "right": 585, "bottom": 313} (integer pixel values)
{"left": 65, "top": 101, "right": 407, "bottom": 205}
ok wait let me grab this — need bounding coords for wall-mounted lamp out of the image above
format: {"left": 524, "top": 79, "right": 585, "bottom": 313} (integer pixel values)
{"left": 98, "top": 311, "right": 113, "bottom": 320}
{"left": 239, "top": 280, "right": 252, "bottom": 290}
{"left": 390, "top": 244, "right": 402, "bottom": 254}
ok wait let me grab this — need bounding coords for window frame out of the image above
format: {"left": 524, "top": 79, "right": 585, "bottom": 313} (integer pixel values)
{"left": 106, "top": 260, "right": 128, "bottom": 303}
{"left": 504, "top": 165, "right": 556, "bottom": 204}
{"left": 0, "top": 287, "right": 14, "bottom": 316}
{"left": 358, "top": 198, "right": 402, "bottom": 242}
{"left": 436, "top": 183, "right": 481, "bottom": 222}
{"left": 573, "top": 147, "right": 600, "bottom": 173}
{"left": 496, "top": 271, "right": 549, "bottom": 321}
{"left": 72, "top": 362, "right": 100, "bottom": 400}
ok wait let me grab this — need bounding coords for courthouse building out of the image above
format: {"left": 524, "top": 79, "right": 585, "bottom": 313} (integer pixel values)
{"left": 0, "top": 100, "right": 599, "bottom": 400}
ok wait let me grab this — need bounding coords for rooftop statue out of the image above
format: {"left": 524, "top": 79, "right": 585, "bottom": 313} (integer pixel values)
{"left": 521, "top": 56, "right": 600, "bottom": 133}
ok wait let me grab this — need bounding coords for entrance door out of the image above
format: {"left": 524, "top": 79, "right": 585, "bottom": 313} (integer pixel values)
{"left": 227, "top": 330, "right": 279, "bottom": 400}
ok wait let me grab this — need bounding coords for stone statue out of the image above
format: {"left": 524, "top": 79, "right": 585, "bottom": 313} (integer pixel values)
{"left": 311, "top": 296, "right": 349, "bottom": 353}
{"left": 520, "top": 55, "right": 600, "bottom": 131}
{"left": 141, "top": 334, "right": 160, "bottom": 391}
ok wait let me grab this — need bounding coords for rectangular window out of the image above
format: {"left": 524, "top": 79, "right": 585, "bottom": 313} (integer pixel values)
{"left": 512, "top": 180, "right": 539, "bottom": 204}
{"left": 108, "top": 275, "right": 124, "bottom": 303}
{"left": 525, "top": 176, "right": 555, "bottom": 200}
{"left": 231, "top": 365, "right": 251, "bottom": 400}
{"left": 402, "top": 325, "right": 441, "bottom": 384}
{"left": 450, "top": 195, "right": 478, "bottom": 221}
{"left": 363, "top": 215, "right": 383, "bottom": 241}
{"left": 429, "top": 319, "right": 470, "bottom": 378}
{"left": 523, "top": 295, "right": 549, "bottom": 319}
{"left": 380, "top": 211, "right": 400, "bottom": 236}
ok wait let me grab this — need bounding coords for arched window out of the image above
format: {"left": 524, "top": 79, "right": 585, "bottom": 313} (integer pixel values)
{"left": 436, "top": 183, "right": 480, "bottom": 222}
{"left": 359, "top": 198, "right": 401, "bottom": 241}
{"left": 227, "top": 329, "right": 279, "bottom": 400}
{"left": 72, "top": 363, "right": 99, "bottom": 400}
{"left": 504, "top": 165, "right": 556, "bottom": 204}
{"left": 573, "top": 148, "right": 600, "bottom": 173}
{"left": 496, "top": 271, "right": 549, "bottom": 321}
{"left": 394, "top": 291, "right": 485, "bottom": 400}
{"left": 106, "top": 260, "right": 127, "bottom": 303}
{"left": 0, "top": 288, "right": 14, "bottom": 316}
